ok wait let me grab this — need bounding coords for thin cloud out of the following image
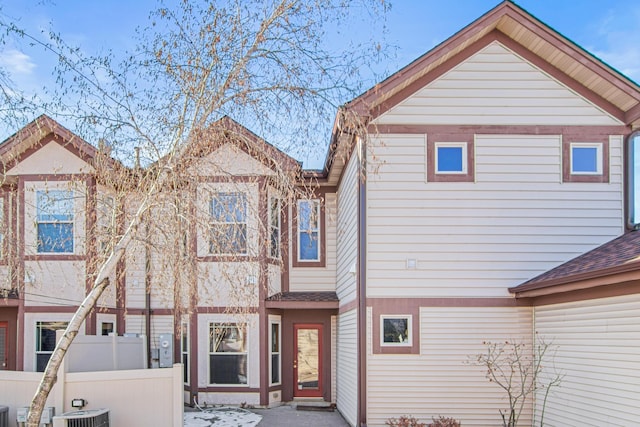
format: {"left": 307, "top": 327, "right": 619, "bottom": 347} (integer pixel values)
{"left": 588, "top": 5, "right": 640, "bottom": 82}
{"left": 0, "top": 49, "right": 37, "bottom": 76}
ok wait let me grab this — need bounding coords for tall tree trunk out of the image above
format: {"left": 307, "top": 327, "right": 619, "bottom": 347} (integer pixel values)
{"left": 26, "top": 277, "right": 110, "bottom": 426}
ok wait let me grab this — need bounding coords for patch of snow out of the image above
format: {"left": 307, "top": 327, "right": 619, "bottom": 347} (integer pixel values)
{"left": 184, "top": 407, "right": 262, "bottom": 427}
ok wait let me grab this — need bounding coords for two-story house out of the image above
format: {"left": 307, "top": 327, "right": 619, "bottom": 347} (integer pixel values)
{"left": 328, "top": 2, "right": 640, "bottom": 426}
{"left": 2, "top": 2, "right": 640, "bottom": 427}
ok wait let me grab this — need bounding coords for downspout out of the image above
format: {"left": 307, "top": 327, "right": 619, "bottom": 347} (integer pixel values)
{"left": 357, "top": 135, "right": 367, "bottom": 426}
{"left": 145, "top": 222, "right": 152, "bottom": 368}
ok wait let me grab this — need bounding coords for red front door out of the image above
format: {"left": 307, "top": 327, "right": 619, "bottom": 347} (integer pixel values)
{"left": 293, "top": 324, "right": 323, "bottom": 398}
{"left": 0, "top": 322, "right": 7, "bottom": 370}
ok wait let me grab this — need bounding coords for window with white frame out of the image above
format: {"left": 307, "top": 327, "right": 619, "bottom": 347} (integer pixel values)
{"left": 181, "top": 321, "right": 189, "bottom": 384}
{"left": 269, "top": 197, "right": 281, "bottom": 259}
{"left": 269, "top": 321, "right": 281, "bottom": 385}
{"left": 101, "top": 322, "right": 114, "bottom": 336}
{"left": 380, "top": 315, "right": 411, "bottom": 346}
{"left": 209, "top": 322, "right": 247, "bottom": 385}
{"left": 570, "top": 143, "right": 602, "bottom": 175}
{"left": 209, "top": 193, "right": 247, "bottom": 255}
{"left": 435, "top": 142, "right": 467, "bottom": 174}
{"left": 36, "top": 190, "right": 74, "bottom": 253}
{"left": 297, "top": 199, "right": 320, "bottom": 262}
{"left": 36, "top": 321, "right": 68, "bottom": 372}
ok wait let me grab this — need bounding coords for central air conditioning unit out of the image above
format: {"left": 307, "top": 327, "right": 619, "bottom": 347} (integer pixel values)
{"left": 54, "top": 409, "right": 110, "bottom": 427}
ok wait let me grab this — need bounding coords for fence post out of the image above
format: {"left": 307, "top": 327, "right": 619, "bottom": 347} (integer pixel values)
{"left": 173, "top": 364, "right": 183, "bottom": 427}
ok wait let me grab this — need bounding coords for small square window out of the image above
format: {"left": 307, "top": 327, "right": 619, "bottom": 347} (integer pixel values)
{"left": 427, "top": 136, "right": 474, "bottom": 183}
{"left": 571, "top": 143, "right": 602, "bottom": 175}
{"left": 380, "top": 315, "right": 412, "bottom": 347}
{"left": 436, "top": 143, "right": 466, "bottom": 173}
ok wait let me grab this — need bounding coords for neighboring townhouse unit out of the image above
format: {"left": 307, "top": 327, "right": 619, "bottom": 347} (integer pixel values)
{"left": 2, "top": 2, "right": 640, "bottom": 427}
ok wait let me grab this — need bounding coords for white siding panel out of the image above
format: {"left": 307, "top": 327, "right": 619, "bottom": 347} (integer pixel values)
{"left": 289, "top": 193, "right": 337, "bottom": 292}
{"left": 337, "top": 309, "right": 358, "bottom": 426}
{"left": 375, "top": 42, "right": 621, "bottom": 126}
{"left": 534, "top": 295, "right": 640, "bottom": 427}
{"left": 198, "top": 262, "right": 259, "bottom": 307}
{"left": 367, "top": 306, "right": 533, "bottom": 427}
{"left": 336, "top": 153, "right": 359, "bottom": 303}
{"left": 366, "top": 134, "right": 624, "bottom": 298}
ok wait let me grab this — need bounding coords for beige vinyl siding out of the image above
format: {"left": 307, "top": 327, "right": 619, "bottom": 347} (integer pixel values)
{"left": 337, "top": 309, "right": 358, "bottom": 426}
{"left": 367, "top": 306, "right": 533, "bottom": 427}
{"left": 336, "top": 153, "right": 359, "bottom": 303}
{"left": 366, "top": 134, "right": 623, "bottom": 298}
{"left": 289, "top": 193, "right": 337, "bottom": 292}
{"left": 126, "top": 236, "right": 147, "bottom": 309}
{"left": 267, "top": 264, "right": 281, "bottom": 297}
{"left": 189, "top": 143, "right": 275, "bottom": 177}
{"left": 198, "top": 262, "right": 259, "bottom": 307}
{"left": 24, "top": 260, "right": 86, "bottom": 306}
{"left": 534, "top": 295, "right": 640, "bottom": 427}
{"left": 6, "top": 141, "right": 94, "bottom": 175}
{"left": 376, "top": 42, "right": 621, "bottom": 126}
{"left": 125, "top": 315, "right": 145, "bottom": 336}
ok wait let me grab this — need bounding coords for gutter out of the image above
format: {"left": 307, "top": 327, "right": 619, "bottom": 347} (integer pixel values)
{"left": 357, "top": 136, "right": 367, "bottom": 426}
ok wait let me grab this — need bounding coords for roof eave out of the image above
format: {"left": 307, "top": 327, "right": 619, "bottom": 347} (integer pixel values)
{"left": 509, "top": 260, "right": 640, "bottom": 298}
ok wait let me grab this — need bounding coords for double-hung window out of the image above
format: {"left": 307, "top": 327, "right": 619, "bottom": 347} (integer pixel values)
{"left": 297, "top": 200, "right": 320, "bottom": 262}
{"left": 209, "top": 193, "right": 247, "bottom": 255}
{"left": 36, "top": 321, "right": 68, "bottom": 372}
{"left": 181, "top": 321, "right": 190, "bottom": 384}
{"left": 269, "top": 198, "right": 281, "bottom": 259}
{"left": 209, "top": 323, "right": 247, "bottom": 385}
{"left": 270, "top": 321, "right": 281, "bottom": 385}
{"left": 37, "top": 190, "right": 74, "bottom": 253}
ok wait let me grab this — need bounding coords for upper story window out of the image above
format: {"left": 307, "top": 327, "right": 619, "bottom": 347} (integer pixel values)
{"left": 269, "top": 197, "right": 281, "bottom": 259}
{"left": 628, "top": 132, "right": 640, "bottom": 229}
{"left": 562, "top": 137, "right": 608, "bottom": 183}
{"left": 297, "top": 199, "right": 320, "bottom": 262}
{"left": 570, "top": 143, "right": 602, "bottom": 175}
{"left": 435, "top": 142, "right": 467, "bottom": 174}
{"left": 209, "top": 192, "right": 247, "bottom": 255}
{"left": 36, "top": 190, "right": 74, "bottom": 253}
{"left": 426, "top": 135, "right": 475, "bottom": 182}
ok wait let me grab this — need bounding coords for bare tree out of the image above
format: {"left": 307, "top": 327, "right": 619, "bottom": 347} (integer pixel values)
{"left": 0, "top": 0, "right": 388, "bottom": 425}
{"left": 468, "top": 335, "right": 563, "bottom": 427}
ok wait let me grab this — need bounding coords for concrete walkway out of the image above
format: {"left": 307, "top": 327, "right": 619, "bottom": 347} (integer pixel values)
{"left": 252, "top": 405, "right": 350, "bottom": 427}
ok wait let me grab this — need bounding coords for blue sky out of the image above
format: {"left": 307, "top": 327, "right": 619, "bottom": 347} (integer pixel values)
{"left": 1, "top": 0, "right": 640, "bottom": 167}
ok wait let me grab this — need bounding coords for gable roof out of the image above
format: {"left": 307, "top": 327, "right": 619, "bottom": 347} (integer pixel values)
{"left": 0, "top": 114, "right": 99, "bottom": 170}
{"left": 509, "top": 231, "right": 640, "bottom": 298}
{"left": 181, "top": 116, "right": 301, "bottom": 175}
{"left": 346, "top": 1, "right": 640, "bottom": 125}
